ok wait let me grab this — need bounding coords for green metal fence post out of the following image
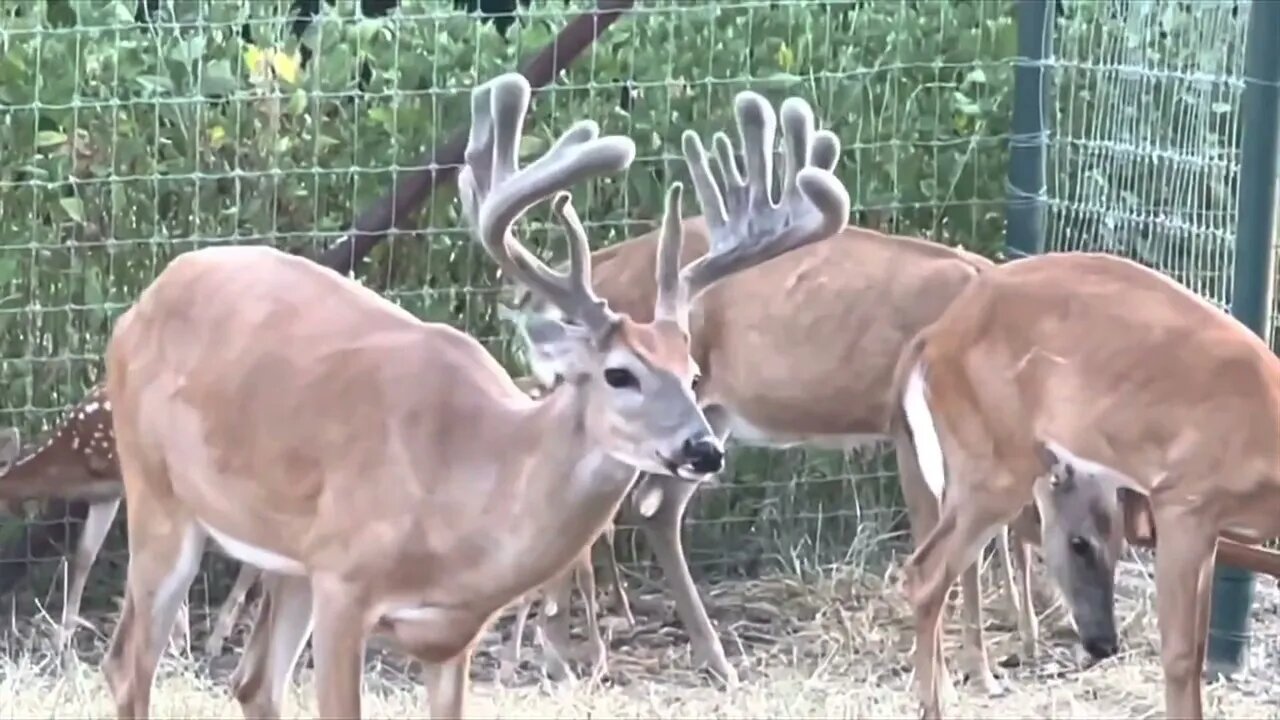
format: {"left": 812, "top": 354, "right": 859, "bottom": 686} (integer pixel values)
{"left": 1004, "top": 0, "right": 1053, "bottom": 258}
{"left": 1208, "top": 0, "right": 1280, "bottom": 680}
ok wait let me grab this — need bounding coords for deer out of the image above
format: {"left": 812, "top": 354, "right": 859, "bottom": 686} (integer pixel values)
{"left": 0, "top": 387, "right": 196, "bottom": 660}
{"left": 499, "top": 192, "right": 1128, "bottom": 692}
{"left": 99, "top": 71, "right": 850, "bottom": 718}
{"left": 0, "top": 379, "right": 629, "bottom": 670}
{"left": 889, "top": 250, "right": 1280, "bottom": 719}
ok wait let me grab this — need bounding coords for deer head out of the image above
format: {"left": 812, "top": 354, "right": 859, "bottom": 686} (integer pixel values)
{"left": 461, "top": 75, "right": 848, "bottom": 480}
{"left": 1034, "top": 441, "right": 1123, "bottom": 660}
{"left": 498, "top": 85, "right": 845, "bottom": 390}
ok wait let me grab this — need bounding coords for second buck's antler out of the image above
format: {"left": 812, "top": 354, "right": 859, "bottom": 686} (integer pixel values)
{"left": 103, "top": 71, "right": 848, "bottom": 719}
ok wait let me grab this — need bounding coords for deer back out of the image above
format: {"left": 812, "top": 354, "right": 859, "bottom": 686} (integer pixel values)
{"left": 105, "top": 245, "right": 534, "bottom": 577}
{"left": 0, "top": 384, "right": 121, "bottom": 505}
{"left": 508, "top": 223, "right": 993, "bottom": 441}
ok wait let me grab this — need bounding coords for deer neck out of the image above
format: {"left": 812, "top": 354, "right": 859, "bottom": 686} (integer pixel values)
{"left": 487, "top": 379, "right": 638, "bottom": 599}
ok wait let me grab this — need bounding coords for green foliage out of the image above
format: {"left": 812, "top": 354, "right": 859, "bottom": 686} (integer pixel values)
{"left": 0, "top": 0, "right": 1017, "bottom": 425}
{"left": 0, "top": 0, "right": 1253, "bottom": 578}
{"left": 1046, "top": 0, "right": 1246, "bottom": 307}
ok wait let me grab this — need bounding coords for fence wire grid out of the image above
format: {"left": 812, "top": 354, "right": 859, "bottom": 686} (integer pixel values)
{"left": 0, "top": 0, "right": 1267, "bottom": 634}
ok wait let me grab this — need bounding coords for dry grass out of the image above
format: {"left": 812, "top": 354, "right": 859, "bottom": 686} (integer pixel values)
{"left": 2, "top": 548, "right": 1278, "bottom": 719}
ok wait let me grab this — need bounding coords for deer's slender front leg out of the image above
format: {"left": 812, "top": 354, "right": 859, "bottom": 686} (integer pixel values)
{"left": 207, "top": 564, "right": 263, "bottom": 657}
{"left": 537, "top": 569, "right": 576, "bottom": 682}
{"left": 574, "top": 553, "right": 609, "bottom": 684}
{"left": 422, "top": 651, "right": 472, "bottom": 719}
{"left": 309, "top": 577, "right": 368, "bottom": 718}
{"left": 1005, "top": 507, "right": 1041, "bottom": 661}
{"left": 596, "top": 525, "right": 635, "bottom": 627}
{"left": 499, "top": 597, "right": 533, "bottom": 685}
{"left": 231, "top": 573, "right": 314, "bottom": 719}
{"left": 632, "top": 404, "right": 736, "bottom": 685}
{"left": 1151, "top": 502, "right": 1216, "bottom": 720}
{"left": 636, "top": 473, "right": 736, "bottom": 685}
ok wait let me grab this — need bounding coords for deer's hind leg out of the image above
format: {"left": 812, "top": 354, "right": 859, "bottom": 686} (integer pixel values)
{"left": 231, "top": 573, "right": 314, "bottom": 719}
{"left": 895, "top": 423, "right": 1005, "bottom": 698}
{"left": 101, "top": 427, "right": 205, "bottom": 718}
{"left": 61, "top": 498, "right": 121, "bottom": 659}
{"left": 905, "top": 456, "right": 1031, "bottom": 720}
{"left": 101, "top": 495, "right": 205, "bottom": 718}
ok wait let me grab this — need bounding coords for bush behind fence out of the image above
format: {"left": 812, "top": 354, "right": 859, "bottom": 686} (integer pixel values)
{"left": 0, "top": 0, "right": 1255, "bottom": 613}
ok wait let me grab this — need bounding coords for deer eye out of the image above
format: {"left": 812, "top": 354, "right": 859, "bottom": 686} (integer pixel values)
{"left": 603, "top": 368, "right": 639, "bottom": 390}
{"left": 1069, "top": 536, "right": 1091, "bottom": 557}
{"left": 691, "top": 373, "right": 702, "bottom": 392}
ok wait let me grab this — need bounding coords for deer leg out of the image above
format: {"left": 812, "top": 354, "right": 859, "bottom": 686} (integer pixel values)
{"left": 536, "top": 568, "right": 576, "bottom": 682}
{"left": 902, "top": 428, "right": 1003, "bottom": 695}
{"left": 958, "top": 560, "right": 1005, "bottom": 696}
{"left": 61, "top": 497, "right": 121, "bottom": 657}
{"left": 499, "top": 597, "right": 532, "bottom": 685}
{"left": 206, "top": 563, "right": 262, "bottom": 657}
{"left": 597, "top": 524, "right": 635, "bottom": 627}
{"left": 231, "top": 573, "right": 314, "bottom": 720}
{"left": 573, "top": 550, "right": 608, "bottom": 684}
{"left": 1006, "top": 507, "right": 1041, "bottom": 660}
{"left": 1150, "top": 502, "right": 1216, "bottom": 720}
{"left": 309, "top": 576, "right": 368, "bottom": 718}
{"left": 893, "top": 432, "right": 959, "bottom": 702}
{"left": 102, "top": 514, "right": 205, "bottom": 719}
{"left": 169, "top": 597, "right": 192, "bottom": 659}
{"left": 635, "top": 472, "right": 736, "bottom": 685}
{"left": 632, "top": 405, "right": 736, "bottom": 685}
{"left": 904, "top": 467, "right": 1026, "bottom": 720}
{"left": 422, "top": 651, "right": 472, "bottom": 718}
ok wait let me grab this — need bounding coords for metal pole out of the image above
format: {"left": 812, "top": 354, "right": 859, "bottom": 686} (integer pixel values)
{"left": 1004, "top": 0, "right": 1053, "bottom": 259}
{"left": 1208, "top": 0, "right": 1280, "bottom": 680}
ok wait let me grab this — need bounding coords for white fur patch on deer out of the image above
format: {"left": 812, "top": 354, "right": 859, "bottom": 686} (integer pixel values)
{"left": 902, "top": 363, "right": 946, "bottom": 499}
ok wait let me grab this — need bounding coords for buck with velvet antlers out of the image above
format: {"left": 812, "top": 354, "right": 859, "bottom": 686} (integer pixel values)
{"left": 0, "top": 380, "right": 626, "bottom": 676}
{"left": 893, "top": 251, "right": 1280, "bottom": 720}
{"left": 500, "top": 148, "right": 1130, "bottom": 692}
{"left": 100, "top": 72, "right": 848, "bottom": 718}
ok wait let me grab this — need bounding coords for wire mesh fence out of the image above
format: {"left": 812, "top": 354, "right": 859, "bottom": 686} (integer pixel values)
{"left": 0, "top": 0, "right": 1270, "bottom": 642}
{"left": 1045, "top": 0, "right": 1246, "bottom": 310}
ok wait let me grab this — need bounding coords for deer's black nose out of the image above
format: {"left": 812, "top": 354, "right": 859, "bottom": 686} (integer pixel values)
{"left": 681, "top": 436, "right": 724, "bottom": 475}
{"left": 1083, "top": 634, "right": 1118, "bottom": 660}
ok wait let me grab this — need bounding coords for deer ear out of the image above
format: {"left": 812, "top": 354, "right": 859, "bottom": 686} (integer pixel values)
{"left": 519, "top": 315, "right": 596, "bottom": 382}
{"left": 0, "top": 428, "right": 19, "bottom": 473}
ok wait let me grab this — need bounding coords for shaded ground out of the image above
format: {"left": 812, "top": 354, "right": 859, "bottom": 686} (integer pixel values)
{"left": 1, "top": 546, "right": 1278, "bottom": 719}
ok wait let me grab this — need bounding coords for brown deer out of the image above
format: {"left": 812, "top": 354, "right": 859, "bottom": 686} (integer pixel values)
{"left": 0, "top": 386, "right": 194, "bottom": 659}
{"left": 501, "top": 205, "right": 1114, "bottom": 691}
{"left": 0, "top": 380, "right": 628, "bottom": 669}
{"left": 890, "top": 251, "right": 1280, "bottom": 719}
{"left": 100, "top": 72, "right": 849, "bottom": 718}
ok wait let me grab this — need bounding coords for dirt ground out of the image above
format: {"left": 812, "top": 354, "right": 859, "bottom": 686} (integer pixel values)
{"left": 1, "top": 547, "right": 1278, "bottom": 719}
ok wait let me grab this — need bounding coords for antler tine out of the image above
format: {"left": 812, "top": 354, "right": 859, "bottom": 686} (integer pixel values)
{"left": 458, "top": 72, "right": 636, "bottom": 332}
{"left": 535, "top": 192, "right": 613, "bottom": 329}
{"left": 677, "top": 91, "right": 850, "bottom": 310}
{"left": 811, "top": 130, "right": 840, "bottom": 174}
{"left": 735, "top": 91, "right": 778, "bottom": 215}
{"left": 653, "top": 182, "right": 687, "bottom": 326}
